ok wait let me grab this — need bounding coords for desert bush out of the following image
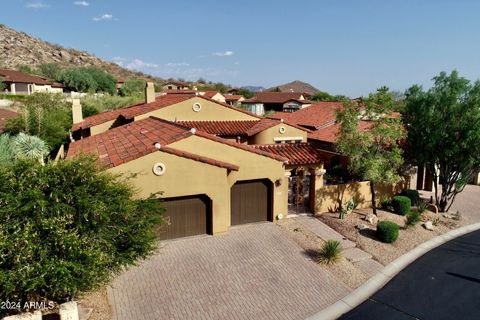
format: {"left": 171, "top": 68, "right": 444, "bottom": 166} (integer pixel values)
{"left": 3, "top": 93, "right": 71, "bottom": 151}
{"left": 405, "top": 210, "right": 421, "bottom": 228}
{"left": 120, "top": 77, "right": 146, "bottom": 96}
{"left": 80, "top": 93, "right": 143, "bottom": 116}
{"left": 417, "top": 200, "right": 428, "bottom": 213}
{"left": 318, "top": 240, "right": 342, "bottom": 264}
{"left": 380, "top": 197, "right": 392, "bottom": 211}
{"left": 0, "top": 156, "right": 163, "bottom": 314}
{"left": 392, "top": 196, "right": 411, "bottom": 215}
{"left": 58, "top": 67, "right": 116, "bottom": 94}
{"left": 376, "top": 221, "right": 399, "bottom": 243}
{"left": 400, "top": 189, "right": 420, "bottom": 206}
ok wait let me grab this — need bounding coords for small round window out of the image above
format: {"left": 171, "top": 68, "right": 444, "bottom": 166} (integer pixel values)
{"left": 279, "top": 126, "right": 286, "bottom": 134}
{"left": 192, "top": 103, "right": 202, "bottom": 112}
{"left": 153, "top": 162, "right": 166, "bottom": 176}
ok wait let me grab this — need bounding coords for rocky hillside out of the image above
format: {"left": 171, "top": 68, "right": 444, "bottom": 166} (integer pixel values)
{"left": 268, "top": 80, "right": 320, "bottom": 95}
{"left": 0, "top": 24, "right": 162, "bottom": 82}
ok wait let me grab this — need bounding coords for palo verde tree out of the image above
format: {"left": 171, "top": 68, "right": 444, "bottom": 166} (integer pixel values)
{"left": 403, "top": 71, "right": 480, "bottom": 212}
{"left": 336, "top": 87, "right": 405, "bottom": 215}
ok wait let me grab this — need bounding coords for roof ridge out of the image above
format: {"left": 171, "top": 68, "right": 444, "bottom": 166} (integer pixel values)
{"left": 159, "top": 145, "right": 239, "bottom": 171}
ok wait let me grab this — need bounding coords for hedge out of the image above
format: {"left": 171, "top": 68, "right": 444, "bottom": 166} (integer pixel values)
{"left": 392, "top": 196, "right": 411, "bottom": 215}
{"left": 400, "top": 189, "right": 420, "bottom": 206}
{"left": 377, "top": 221, "right": 399, "bottom": 243}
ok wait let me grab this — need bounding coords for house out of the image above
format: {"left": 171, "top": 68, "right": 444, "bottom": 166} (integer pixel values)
{"left": 241, "top": 92, "right": 311, "bottom": 115}
{"left": 0, "top": 108, "right": 19, "bottom": 133}
{"left": 159, "top": 89, "right": 227, "bottom": 103}
{"left": 0, "top": 69, "right": 64, "bottom": 95}
{"left": 162, "top": 80, "right": 189, "bottom": 90}
{"left": 67, "top": 82, "right": 327, "bottom": 240}
{"left": 224, "top": 94, "right": 245, "bottom": 107}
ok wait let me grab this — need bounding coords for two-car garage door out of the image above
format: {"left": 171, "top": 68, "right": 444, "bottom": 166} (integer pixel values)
{"left": 160, "top": 180, "right": 272, "bottom": 240}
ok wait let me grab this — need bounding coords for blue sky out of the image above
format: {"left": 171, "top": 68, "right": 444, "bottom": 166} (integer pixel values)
{"left": 2, "top": 0, "right": 480, "bottom": 96}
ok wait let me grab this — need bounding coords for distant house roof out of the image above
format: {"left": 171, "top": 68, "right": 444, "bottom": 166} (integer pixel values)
{"left": 176, "top": 120, "right": 258, "bottom": 136}
{"left": 244, "top": 118, "right": 309, "bottom": 136}
{"left": 307, "top": 121, "right": 374, "bottom": 144}
{"left": 0, "top": 108, "right": 19, "bottom": 133}
{"left": 269, "top": 101, "right": 344, "bottom": 129}
{"left": 163, "top": 80, "right": 189, "bottom": 87}
{"left": 224, "top": 94, "right": 244, "bottom": 102}
{"left": 244, "top": 92, "right": 305, "bottom": 104}
{"left": 252, "top": 142, "right": 325, "bottom": 165}
{"left": 0, "top": 69, "right": 64, "bottom": 87}
{"left": 68, "top": 116, "right": 286, "bottom": 168}
{"left": 201, "top": 90, "right": 223, "bottom": 99}
{"left": 160, "top": 90, "right": 198, "bottom": 94}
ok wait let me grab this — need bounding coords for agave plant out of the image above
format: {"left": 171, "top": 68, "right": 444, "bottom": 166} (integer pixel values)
{"left": 11, "top": 133, "right": 49, "bottom": 164}
{"left": 0, "top": 134, "right": 14, "bottom": 164}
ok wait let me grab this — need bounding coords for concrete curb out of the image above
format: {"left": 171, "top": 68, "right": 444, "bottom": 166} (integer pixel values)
{"left": 306, "top": 222, "right": 480, "bottom": 320}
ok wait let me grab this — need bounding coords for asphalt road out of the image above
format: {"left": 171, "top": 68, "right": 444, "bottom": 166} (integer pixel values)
{"left": 340, "top": 230, "right": 480, "bottom": 320}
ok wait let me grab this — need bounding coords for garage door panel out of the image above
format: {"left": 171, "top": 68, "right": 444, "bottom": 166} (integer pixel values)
{"left": 161, "top": 196, "right": 209, "bottom": 240}
{"left": 231, "top": 180, "right": 271, "bottom": 226}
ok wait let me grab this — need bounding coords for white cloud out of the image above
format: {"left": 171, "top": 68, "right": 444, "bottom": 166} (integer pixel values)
{"left": 234, "top": 61, "right": 240, "bottom": 65}
{"left": 25, "top": 2, "right": 49, "bottom": 9}
{"left": 213, "top": 51, "right": 234, "bottom": 57}
{"left": 92, "top": 13, "right": 113, "bottom": 21}
{"left": 74, "top": 1, "right": 89, "bottom": 6}
{"left": 125, "top": 59, "right": 159, "bottom": 70}
{"left": 165, "top": 62, "right": 190, "bottom": 67}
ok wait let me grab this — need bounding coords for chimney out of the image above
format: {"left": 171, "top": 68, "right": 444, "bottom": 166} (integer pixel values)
{"left": 145, "top": 82, "right": 155, "bottom": 103}
{"left": 72, "top": 99, "right": 83, "bottom": 124}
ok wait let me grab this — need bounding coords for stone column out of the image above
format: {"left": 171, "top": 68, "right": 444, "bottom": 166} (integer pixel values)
{"left": 313, "top": 167, "right": 327, "bottom": 214}
{"left": 10, "top": 83, "right": 15, "bottom": 95}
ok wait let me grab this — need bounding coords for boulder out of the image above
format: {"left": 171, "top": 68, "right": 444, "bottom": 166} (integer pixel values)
{"left": 364, "top": 213, "right": 378, "bottom": 225}
{"left": 423, "top": 221, "right": 434, "bottom": 231}
{"left": 428, "top": 204, "right": 439, "bottom": 214}
{"left": 356, "top": 224, "right": 368, "bottom": 231}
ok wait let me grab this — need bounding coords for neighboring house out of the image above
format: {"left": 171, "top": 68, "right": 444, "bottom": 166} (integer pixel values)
{"left": 0, "top": 108, "right": 19, "bottom": 133}
{"left": 115, "top": 78, "right": 125, "bottom": 92}
{"left": 241, "top": 92, "right": 311, "bottom": 115}
{"left": 159, "top": 89, "right": 227, "bottom": 103}
{"left": 162, "top": 80, "right": 189, "bottom": 90}
{"left": 224, "top": 94, "right": 245, "bottom": 107}
{"left": 67, "top": 83, "right": 327, "bottom": 240}
{"left": 0, "top": 69, "right": 64, "bottom": 95}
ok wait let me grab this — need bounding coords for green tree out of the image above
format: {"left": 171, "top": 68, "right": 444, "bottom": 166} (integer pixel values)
{"left": 336, "top": 87, "right": 405, "bottom": 215}
{"left": 0, "top": 156, "right": 163, "bottom": 314}
{"left": 119, "top": 77, "right": 146, "bottom": 96}
{"left": 403, "top": 71, "right": 480, "bottom": 212}
{"left": 4, "top": 93, "right": 71, "bottom": 150}
{"left": 16, "top": 64, "right": 33, "bottom": 74}
{"left": 37, "top": 63, "right": 62, "bottom": 81}
{"left": 58, "top": 67, "right": 116, "bottom": 94}
{"left": 310, "top": 91, "right": 336, "bottom": 101}
{"left": 0, "top": 76, "right": 5, "bottom": 91}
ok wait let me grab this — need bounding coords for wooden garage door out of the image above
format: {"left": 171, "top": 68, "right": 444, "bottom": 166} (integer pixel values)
{"left": 160, "top": 195, "right": 210, "bottom": 240}
{"left": 231, "top": 180, "right": 271, "bottom": 226}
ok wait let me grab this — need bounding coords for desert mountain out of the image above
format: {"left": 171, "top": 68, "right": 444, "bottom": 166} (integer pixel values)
{"left": 268, "top": 80, "right": 320, "bottom": 95}
{"left": 0, "top": 24, "right": 162, "bottom": 82}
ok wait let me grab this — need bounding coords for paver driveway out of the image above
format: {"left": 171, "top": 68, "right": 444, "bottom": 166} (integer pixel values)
{"left": 108, "top": 222, "right": 350, "bottom": 320}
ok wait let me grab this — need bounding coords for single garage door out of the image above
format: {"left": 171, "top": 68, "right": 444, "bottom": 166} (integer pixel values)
{"left": 231, "top": 179, "right": 272, "bottom": 226}
{"left": 160, "top": 195, "right": 211, "bottom": 240}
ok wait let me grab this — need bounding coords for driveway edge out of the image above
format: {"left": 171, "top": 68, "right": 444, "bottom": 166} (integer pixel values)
{"left": 306, "top": 222, "right": 480, "bottom": 320}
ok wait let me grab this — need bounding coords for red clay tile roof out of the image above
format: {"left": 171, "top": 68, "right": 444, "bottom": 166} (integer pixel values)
{"left": 245, "top": 118, "right": 311, "bottom": 136}
{"left": 176, "top": 120, "right": 258, "bottom": 136}
{"left": 308, "top": 121, "right": 374, "bottom": 143}
{"left": 68, "top": 116, "right": 286, "bottom": 168}
{"left": 269, "top": 101, "right": 344, "bottom": 129}
{"left": 249, "top": 92, "right": 305, "bottom": 104}
{"left": 0, "top": 69, "right": 63, "bottom": 87}
{"left": 201, "top": 90, "right": 222, "bottom": 99}
{"left": 159, "top": 145, "right": 239, "bottom": 171}
{"left": 164, "top": 81, "right": 189, "bottom": 87}
{"left": 252, "top": 143, "right": 325, "bottom": 165}
{"left": 0, "top": 108, "right": 19, "bottom": 133}
{"left": 71, "top": 94, "right": 195, "bottom": 131}
{"left": 72, "top": 94, "right": 260, "bottom": 132}
{"left": 224, "top": 94, "right": 243, "bottom": 101}
{"left": 160, "top": 90, "right": 198, "bottom": 94}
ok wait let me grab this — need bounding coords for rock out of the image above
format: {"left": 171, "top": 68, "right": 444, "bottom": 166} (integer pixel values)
{"left": 428, "top": 204, "right": 439, "bottom": 214}
{"left": 59, "top": 50, "right": 71, "bottom": 60}
{"left": 424, "top": 221, "right": 434, "bottom": 231}
{"left": 364, "top": 213, "right": 378, "bottom": 225}
{"left": 356, "top": 224, "right": 368, "bottom": 231}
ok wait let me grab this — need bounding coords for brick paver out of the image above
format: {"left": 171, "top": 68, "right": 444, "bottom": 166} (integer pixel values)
{"left": 108, "top": 223, "right": 350, "bottom": 320}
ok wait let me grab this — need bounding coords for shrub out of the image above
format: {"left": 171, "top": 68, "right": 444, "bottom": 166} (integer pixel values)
{"left": 380, "top": 197, "right": 392, "bottom": 211}
{"left": 0, "top": 156, "right": 163, "bottom": 314}
{"left": 405, "top": 210, "right": 421, "bottom": 228}
{"left": 376, "top": 221, "right": 399, "bottom": 243}
{"left": 120, "top": 77, "right": 146, "bottom": 96}
{"left": 318, "top": 240, "right": 342, "bottom": 264}
{"left": 392, "top": 196, "right": 411, "bottom": 215}
{"left": 4, "top": 93, "right": 71, "bottom": 151}
{"left": 417, "top": 200, "right": 428, "bottom": 213}
{"left": 58, "top": 67, "right": 116, "bottom": 94}
{"left": 400, "top": 189, "right": 420, "bottom": 206}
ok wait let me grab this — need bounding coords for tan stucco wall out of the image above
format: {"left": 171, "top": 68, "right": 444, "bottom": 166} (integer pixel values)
{"left": 170, "top": 135, "right": 289, "bottom": 222}
{"left": 90, "top": 120, "right": 116, "bottom": 136}
{"left": 249, "top": 123, "right": 307, "bottom": 144}
{"left": 314, "top": 181, "right": 405, "bottom": 214}
{"left": 135, "top": 97, "right": 258, "bottom": 122}
{"left": 107, "top": 151, "right": 231, "bottom": 234}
